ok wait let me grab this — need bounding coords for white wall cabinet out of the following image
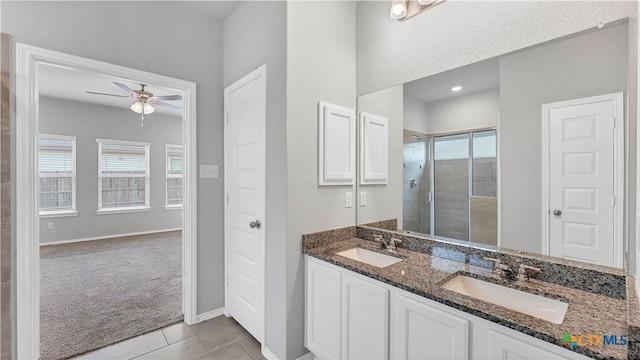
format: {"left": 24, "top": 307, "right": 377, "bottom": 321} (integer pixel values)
{"left": 305, "top": 256, "right": 589, "bottom": 360}
{"left": 318, "top": 102, "right": 355, "bottom": 186}
{"left": 392, "top": 292, "right": 469, "bottom": 360}
{"left": 342, "top": 273, "right": 389, "bottom": 360}
{"left": 359, "top": 112, "right": 389, "bottom": 185}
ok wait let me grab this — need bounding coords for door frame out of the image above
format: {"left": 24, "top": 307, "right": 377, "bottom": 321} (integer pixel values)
{"left": 15, "top": 44, "right": 199, "bottom": 359}
{"left": 541, "top": 92, "right": 624, "bottom": 267}
{"left": 223, "top": 65, "right": 267, "bottom": 341}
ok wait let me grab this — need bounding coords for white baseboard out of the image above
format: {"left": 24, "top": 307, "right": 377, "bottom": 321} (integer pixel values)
{"left": 40, "top": 228, "right": 182, "bottom": 246}
{"left": 261, "top": 346, "right": 278, "bottom": 360}
{"left": 261, "top": 347, "right": 311, "bottom": 360}
{"left": 195, "top": 307, "right": 226, "bottom": 322}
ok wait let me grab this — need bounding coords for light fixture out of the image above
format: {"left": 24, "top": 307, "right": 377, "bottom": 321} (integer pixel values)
{"left": 130, "top": 100, "right": 155, "bottom": 126}
{"left": 390, "top": 0, "right": 407, "bottom": 20}
{"left": 451, "top": 86, "right": 463, "bottom": 92}
{"left": 390, "top": 0, "right": 446, "bottom": 21}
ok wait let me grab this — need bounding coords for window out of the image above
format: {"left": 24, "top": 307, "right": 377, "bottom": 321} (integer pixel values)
{"left": 97, "top": 139, "right": 150, "bottom": 213}
{"left": 39, "top": 134, "right": 77, "bottom": 216}
{"left": 165, "top": 145, "right": 183, "bottom": 208}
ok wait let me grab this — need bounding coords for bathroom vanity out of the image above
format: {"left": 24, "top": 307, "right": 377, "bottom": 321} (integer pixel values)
{"left": 302, "top": 225, "right": 637, "bottom": 360}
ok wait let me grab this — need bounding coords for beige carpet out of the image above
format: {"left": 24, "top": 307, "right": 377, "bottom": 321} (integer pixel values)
{"left": 40, "top": 231, "right": 183, "bottom": 360}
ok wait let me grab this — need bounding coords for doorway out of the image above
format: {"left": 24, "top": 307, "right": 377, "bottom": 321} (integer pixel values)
{"left": 541, "top": 92, "right": 624, "bottom": 267}
{"left": 15, "top": 44, "right": 198, "bottom": 359}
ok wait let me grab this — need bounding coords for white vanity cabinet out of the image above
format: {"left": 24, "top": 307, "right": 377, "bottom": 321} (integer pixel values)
{"left": 342, "top": 273, "right": 389, "bottom": 360}
{"left": 305, "top": 256, "right": 389, "bottom": 360}
{"left": 305, "top": 255, "right": 590, "bottom": 360}
{"left": 305, "top": 257, "right": 342, "bottom": 359}
{"left": 391, "top": 291, "right": 469, "bottom": 360}
{"left": 472, "top": 319, "right": 590, "bottom": 360}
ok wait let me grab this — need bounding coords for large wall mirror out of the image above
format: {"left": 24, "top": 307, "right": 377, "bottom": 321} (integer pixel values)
{"left": 356, "top": 21, "right": 631, "bottom": 269}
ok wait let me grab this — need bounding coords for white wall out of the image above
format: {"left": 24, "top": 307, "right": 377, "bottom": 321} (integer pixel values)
{"left": 500, "top": 24, "right": 629, "bottom": 253}
{"left": 356, "top": 1, "right": 636, "bottom": 96}
{"left": 1, "top": 1, "right": 225, "bottom": 314}
{"left": 357, "top": 85, "right": 403, "bottom": 225}
{"left": 403, "top": 95, "right": 429, "bottom": 135}
{"left": 286, "top": 1, "right": 356, "bottom": 358}
{"left": 223, "top": 2, "right": 288, "bottom": 357}
{"left": 423, "top": 89, "right": 499, "bottom": 135}
{"left": 39, "top": 97, "right": 182, "bottom": 244}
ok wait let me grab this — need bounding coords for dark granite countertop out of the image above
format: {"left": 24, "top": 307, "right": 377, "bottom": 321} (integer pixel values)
{"left": 303, "top": 236, "right": 628, "bottom": 360}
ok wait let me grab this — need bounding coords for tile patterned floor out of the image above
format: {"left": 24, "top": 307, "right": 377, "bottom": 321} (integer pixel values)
{"left": 73, "top": 316, "right": 265, "bottom": 360}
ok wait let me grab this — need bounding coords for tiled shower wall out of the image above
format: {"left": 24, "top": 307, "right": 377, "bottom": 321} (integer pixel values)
{"left": 433, "top": 159, "right": 469, "bottom": 240}
{"left": 410, "top": 156, "right": 496, "bottom": 243}
{"left": 0, "top": 33, "right": 12, "bottom": 360}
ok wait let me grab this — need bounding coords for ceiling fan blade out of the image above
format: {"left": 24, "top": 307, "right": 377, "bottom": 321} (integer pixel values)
{"left": 151, "top": 99, "right": 182, "bottom": 111}
{"left": 86, "top": 91, "right": 131, "bottom": 98}
{"left": 113, "top": 82, "right": 137, "bottom": 96}
{"left": 152, "top": 95, "right": 183, "bottom": 101}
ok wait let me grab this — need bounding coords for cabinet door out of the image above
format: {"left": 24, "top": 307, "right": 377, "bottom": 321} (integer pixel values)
{"left": 306, "top": 258, "right": 342, "bottom": 360}
{"left": 392, "top": 293, "right": 469, "bottom": 360}
{"left": 342, "top": 273, "right": 389, "bottom": 360}
{"left": 484, "top": 329, "right": 583, "bottom": 360}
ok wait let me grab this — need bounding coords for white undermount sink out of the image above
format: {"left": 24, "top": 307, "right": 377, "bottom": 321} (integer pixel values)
{"left": 440, "top": 275, "right": 568, "bottom": 324}
{"left": 336, "top": 248, "right": 403, "bottom": 268}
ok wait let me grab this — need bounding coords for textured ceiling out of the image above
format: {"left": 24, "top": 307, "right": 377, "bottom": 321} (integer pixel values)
{"left": 356, "top": 1, "right": 635, "bottom": 96}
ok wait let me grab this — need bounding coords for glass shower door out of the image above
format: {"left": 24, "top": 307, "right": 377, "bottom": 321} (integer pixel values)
{"left": 433, "top": 134, "right": 470, "bottom": 241}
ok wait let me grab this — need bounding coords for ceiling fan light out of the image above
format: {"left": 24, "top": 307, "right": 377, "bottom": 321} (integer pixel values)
{"left": 390, "top": 0, "right": 407, "bottom": 19}
{"left": 143, "top": 103, "right": 155, "bottom": 114}
{"left": 130, "top": 101, "right": 143, "bottom": 114}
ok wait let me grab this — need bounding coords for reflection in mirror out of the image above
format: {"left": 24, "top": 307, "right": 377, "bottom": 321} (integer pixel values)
{"left": 356, "top": 22, "right": 630, "bottom": 269}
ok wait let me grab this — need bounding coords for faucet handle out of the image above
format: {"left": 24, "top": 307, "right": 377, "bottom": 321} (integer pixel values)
{"left": 373, "top": 234, "right": 383, "bottom": 242}
{"left": 390, "top": 238, "right": 402, "bottom": 245}
{"left": 516, "top": 265, "right": 542, "bottom": 281}
{"left": 483, "top": 257, "right": 511, "bottom": 277}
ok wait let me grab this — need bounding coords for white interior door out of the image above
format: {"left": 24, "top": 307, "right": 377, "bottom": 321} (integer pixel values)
{"left": 224, "top": 65, "right": 266, "bottom": 342}
{"left": 544, "top": 93, "right": 623, "bottom": 267}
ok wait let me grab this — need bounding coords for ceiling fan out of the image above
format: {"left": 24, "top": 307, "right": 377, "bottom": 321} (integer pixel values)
{"left": 87, "top": 82, "right": 183, "bottom": 126}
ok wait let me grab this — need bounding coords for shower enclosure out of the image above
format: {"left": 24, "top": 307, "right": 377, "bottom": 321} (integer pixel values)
{"left": 402, "top": 129, "right": 498, "bottom": 245}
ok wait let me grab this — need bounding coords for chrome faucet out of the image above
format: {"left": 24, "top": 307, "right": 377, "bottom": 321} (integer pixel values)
{"left": 373, "top": 235, "right": 402, "bottom": 252}
{"left": 483, "top": 257, "right": 513, "bottom": 278}
{"left": 516, "top": 264, "right": 542, "bottom": 282}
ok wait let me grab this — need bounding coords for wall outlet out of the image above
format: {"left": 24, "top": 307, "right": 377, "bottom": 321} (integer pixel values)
{"left": 47, "top": 222, "right": 54, "bottom": 230}
{"left": 345, "top": 192, "right": 353, "bottom": 208}
{"left": 360, "top": 191, "right": 367, "bottom": 206}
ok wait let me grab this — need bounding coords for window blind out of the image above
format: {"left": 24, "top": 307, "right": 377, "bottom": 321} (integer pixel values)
{"left": 38, "top": 135, "right": 76, "bottom": 213}
{"left": 166, "top": 145, "right": 183, "bottom": 206}
{"left": 98, "top": 141, "right": 149, "bottom": 209}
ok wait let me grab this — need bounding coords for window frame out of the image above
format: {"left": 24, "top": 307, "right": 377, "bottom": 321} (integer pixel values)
{"left": 96, "top": 138, "right": 151, "bottom": 214}
{"left": 165, "top": 144, "right": 184, "bottom": 209}
{"left": 38, "top": 134, "right": 78, "bottom": 218}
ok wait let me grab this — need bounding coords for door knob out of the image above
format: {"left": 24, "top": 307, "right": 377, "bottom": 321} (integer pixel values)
{"left": 552, "top": 209, "right": 562, "bottom": 216}
{"left": 250, "top": 220, "right": 261, "bottom": 229}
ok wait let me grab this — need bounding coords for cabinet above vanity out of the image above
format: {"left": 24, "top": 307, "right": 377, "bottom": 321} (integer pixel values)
{"left": 302, "top": 224, "right": 635, "bottom": 360}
